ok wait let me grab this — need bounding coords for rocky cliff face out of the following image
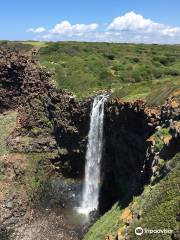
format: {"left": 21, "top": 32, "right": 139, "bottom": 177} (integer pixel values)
{"left": 99, "top": 100, "right": 160, "bottom": 212}
{"left": 0, "top": 48, "right": 27, "bottom": 112}
{"left": 0, "top": 47, "right": 90, "bottom": 178}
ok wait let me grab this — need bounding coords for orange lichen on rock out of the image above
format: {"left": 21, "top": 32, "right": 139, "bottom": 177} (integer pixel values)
{"left": 120, "top": 208, "right": 133, "bottom": 224}
{"left": 171, "top": 100, "right": 180, "bottom": 108}
{"left": 172, "top": 89, "right": 180, "bottom": 97}
{"left": 163, "top": 135, "right": 172, "bottom": 145}
{"left": 105, "top": 235, "right": 113, "bottom": 240}
{"left": 116, "top": 226, "right": 126, "bottom": 240}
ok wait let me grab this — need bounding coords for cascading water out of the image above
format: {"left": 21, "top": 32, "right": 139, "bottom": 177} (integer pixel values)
{"left": 78, "top": 95, "right": 107, "bottom": 215}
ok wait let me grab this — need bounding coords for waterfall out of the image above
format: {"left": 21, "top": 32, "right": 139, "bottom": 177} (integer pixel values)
{"left": 78, "top": 95, "right": 107, "bottom": 215}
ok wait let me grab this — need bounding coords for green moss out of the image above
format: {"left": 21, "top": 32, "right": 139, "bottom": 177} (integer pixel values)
{"left": 84, "top": 203, "right": 123, "bottom": 240}
{"left": 0, "top": 161, "right": 6, "bottom": 180}
{"left": 27, "top": 97, "right": 54, "bottom": 135}
{"left": 128, "top": 200, "right": 178, "bottom": 240}
{"left": 0, "top": 111, "right": 17, "bottom": 155}
{"left": 127, "top": 154, "right": 180, "bottom": 239}
{"left": 24, "top": 152, "right": 56, "bottom": 204}
{"left": 152, "top": 127, "right": 171, "bottom": 152}
{"left": 30, "top": 126, "right": 52, "bottom": 136}
{"left": 0, "top": 230, "right": 10, "bottom": 240}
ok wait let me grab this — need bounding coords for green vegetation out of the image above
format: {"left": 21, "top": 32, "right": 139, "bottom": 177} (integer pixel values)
{"left": 0, "top": 111, "right": 17, "bottom": 155}
{"left": 84, "top": 153, "right": 180, "bottom": 240}
{"left": 0, "top": 230, "right": 9, "bottom": 240}
{"left": 0, "top": 40, "right": 33, "bottom": 51}
{"left": 1, "top": 41, "right": 179, "bottom": 103}
{"left": 24, "top": 152, "right": 57, "bottom": 204}
{"left": 127, "top": 153, "right": 180, "bottom": 240}
{"left": 0, "top": 161, "right": 6, "bottom": 181}
{"left": 112, "top": 78, "right": 180, "bottom": 105}
{"left": 38, "top": 42, "right": 180, "bottom": 102}
{"left": 20, "top": 41, "right": 47, "bottom": 47}
{"left": 84, "top": 203, "right": 123, "bottom": 240}
{"left": 152, "top": 127, "right": 171, "bottom": 152}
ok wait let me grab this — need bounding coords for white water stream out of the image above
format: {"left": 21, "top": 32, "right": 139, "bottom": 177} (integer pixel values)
{"left": 78, "top": 95, "right": 107, "bottom": 215}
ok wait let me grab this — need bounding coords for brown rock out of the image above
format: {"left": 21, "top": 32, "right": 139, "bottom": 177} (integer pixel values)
{"left": 163, "top": 135, "right": 172, "bottom": 145}
{"left": 105, "top": 235, "right": 113, "bottom": 240}
{"left": 120, "top": 208, "right": 133, "bottom": 225}
{"left": 116, "top": 227, "right": 126, "bottom": 240}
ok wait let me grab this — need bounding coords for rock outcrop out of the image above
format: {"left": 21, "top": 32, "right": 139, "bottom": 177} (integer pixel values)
{"left": 0, "top": 47, "right": 91, "bottom": 178}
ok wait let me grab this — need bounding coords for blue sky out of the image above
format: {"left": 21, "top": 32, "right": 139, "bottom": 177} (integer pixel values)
{"left": 1, "top": 0, "right": 180, "bottom": 43}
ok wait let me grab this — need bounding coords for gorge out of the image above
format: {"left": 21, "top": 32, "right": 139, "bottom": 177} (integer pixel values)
{"left": 0, "top": 43, "right": 179, "bottom": 240}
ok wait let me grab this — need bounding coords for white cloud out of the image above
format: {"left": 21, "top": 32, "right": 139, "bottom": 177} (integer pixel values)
{"left": 27, "top": 27, "right": 46, "bottom": 33}
{"left": 106, "top": 11, "right": 180, "bottom": 36}
{"left": 105, "top": 12, "right": 180, "bottom": 43}
{"left": 107, "top": 12, "right": 159, "bottom": 31}
{"left": 27, "top": 13, "right": 180, "bottom": 44}
{"left": 161, "top": 27, "right": 180, "bottom": 37}
{"left": 50, "top": 21, "right": 98, "bottom": 36}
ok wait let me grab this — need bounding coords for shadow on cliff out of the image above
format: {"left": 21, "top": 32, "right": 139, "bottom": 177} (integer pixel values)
{"left": 99, "top": 101, "right": 157, "bottom": 213}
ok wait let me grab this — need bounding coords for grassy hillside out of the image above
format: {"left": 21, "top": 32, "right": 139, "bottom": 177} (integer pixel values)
{"left": 84, "top": 152, "right": 180, "bottom": 240}
{"left": 38, "top": 42, "right": 180, "bottom": 103}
